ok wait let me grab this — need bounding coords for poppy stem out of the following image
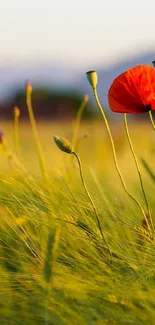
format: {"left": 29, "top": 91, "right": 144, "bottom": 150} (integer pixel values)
{"left": 72, "top": 151, "right": 111, "bottom": 259}
{"left": 149, "top": 111, "right": 155, "bottom": 131}
{"left": 124, "top": 113, "right": 153, "bottom": 231}
{"left": 93, "top": 87, "right": 148, "bottom": 223}
{"left": 26, "top": 84, "right": 48, "bottom": 182}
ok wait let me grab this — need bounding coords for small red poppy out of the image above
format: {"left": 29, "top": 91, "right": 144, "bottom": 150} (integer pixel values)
{"left": 108, "top": 65, "right": 155, "bottom": 114}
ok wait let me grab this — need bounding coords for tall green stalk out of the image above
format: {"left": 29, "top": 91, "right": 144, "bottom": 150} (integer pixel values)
{"left": 26, "top": 82, "right": 48, "bottom": 182}
{"left": 89, "top": 82, "right": 148, "bottom": 225}
{"left": 73, "top": 151, "right": 111, "bottom": 257}
{"left": 124, "top": 113, "right": 153, "bottom": 230}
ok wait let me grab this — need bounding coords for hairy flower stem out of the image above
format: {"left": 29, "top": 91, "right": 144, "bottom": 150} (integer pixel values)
{"left": 124, "top": 113, "right": 153, "bottom": 231}
{"left": 26, "top": 85, "right": 48, "bottom": 182}
{"left": 93, "top": 87, "right": 147, "bottom": 223}
{"left": 73, "top": 151, "right": 111, "bottom": 258}
{"left": 149, "top": 111, "right": 155, "bottom": 131}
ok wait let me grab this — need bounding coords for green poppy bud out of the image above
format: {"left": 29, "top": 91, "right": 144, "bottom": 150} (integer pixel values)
{"left": 53, "top": 136, "right": 74, "bottom": 154}
{"left": 86, "top": 71, "right": 98, "bottom": 88}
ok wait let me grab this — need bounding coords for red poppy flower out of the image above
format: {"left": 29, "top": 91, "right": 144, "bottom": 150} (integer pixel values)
{"left": 108, "top": 65, "right": 155, "bottom": 114}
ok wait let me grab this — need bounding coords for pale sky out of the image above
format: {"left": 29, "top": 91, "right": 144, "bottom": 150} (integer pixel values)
{"left": 0, "top": 0, "right": 155, "bottom": 68}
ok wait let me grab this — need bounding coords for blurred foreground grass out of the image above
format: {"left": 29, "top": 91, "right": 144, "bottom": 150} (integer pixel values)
{"left": 0, "top": 119, "right": 155, "bottom": 325}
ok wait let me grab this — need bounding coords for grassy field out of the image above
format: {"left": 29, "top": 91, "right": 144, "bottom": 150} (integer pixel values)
{"left": 1, "top": 116, "right": 155, "bottom": 325}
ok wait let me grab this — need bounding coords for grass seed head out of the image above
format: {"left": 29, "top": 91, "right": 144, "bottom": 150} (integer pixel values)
{"left": 14, "top": 106, "right": 20, "bottom": 118}
{"left": 53, "top": 136, "right": 74, "bottom": 154}
{"left": 83, "top": 94, "right": 89, "bottom": 103}
{"left": 44, "top": 226, "right": 61, "bottom": 284}
{"left": 86, "top": 71, "right": 98, "bottom": 89}
{"left": 26, "top": 80, "right": 32, "bottom": 93}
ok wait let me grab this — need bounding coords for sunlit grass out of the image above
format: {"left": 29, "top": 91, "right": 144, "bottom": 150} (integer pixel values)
{"left": 0, "top": 118, "right": 155, "bottom": 325}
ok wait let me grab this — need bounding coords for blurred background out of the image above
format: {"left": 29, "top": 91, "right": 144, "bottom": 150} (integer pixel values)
{"left": 0, "top": 0, "right": 155, "bottom": 120}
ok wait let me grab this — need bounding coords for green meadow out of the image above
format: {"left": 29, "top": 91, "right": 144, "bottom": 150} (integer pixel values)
{"left": 1, "top": 109, "right": 155, "bottom": 324}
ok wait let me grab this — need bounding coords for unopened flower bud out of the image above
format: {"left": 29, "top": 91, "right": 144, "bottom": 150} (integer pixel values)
{"left": 53, "top": 136, "right": 74, "bottom": 154}
{"left": 152, "top": 61, "right": 155, "bottom": 68}
{"left": 86, "top": 71, "right": 98, "bottom": 89}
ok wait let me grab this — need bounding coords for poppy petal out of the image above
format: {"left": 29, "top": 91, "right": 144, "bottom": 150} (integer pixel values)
{"left": 108, "top": 65, "right": 155, "bottom": 114}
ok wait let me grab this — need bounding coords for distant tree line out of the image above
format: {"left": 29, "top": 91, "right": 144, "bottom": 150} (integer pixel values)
{"left": 0, "top": 87, "right": 96, "bottom": 120}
